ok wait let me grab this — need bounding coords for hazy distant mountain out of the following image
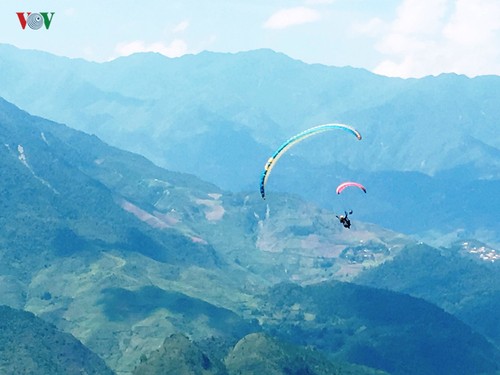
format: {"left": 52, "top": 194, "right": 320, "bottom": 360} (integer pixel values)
{"left": 0, "top": 305, "right": 114, "bottom": 375}
{"left": 1, "top": 96, "right": 499, "bottom": 374}
{"left": 2, "top": 44, "right": 499, "bottom": 179}
{"left": 0, "top": 43, "right": 498, "bottom": 242}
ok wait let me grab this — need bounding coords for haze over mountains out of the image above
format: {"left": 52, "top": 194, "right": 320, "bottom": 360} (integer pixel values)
{"left": 1, "top": 43, "right": 500, "bottom": 374}
{"left": 1, "top": 96, "right": 499, "bottom": 374}
{"left": 0, "top": 43, "right": 498, "bottom": 243}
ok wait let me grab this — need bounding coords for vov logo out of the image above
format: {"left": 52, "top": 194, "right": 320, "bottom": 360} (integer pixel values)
{"left": 16, "top": 12, "right": 55, "bottom": 30}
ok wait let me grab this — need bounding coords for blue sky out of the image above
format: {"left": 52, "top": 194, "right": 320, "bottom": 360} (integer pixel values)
{"left": 2, "top": 0, "right": 500, "bottom": 78}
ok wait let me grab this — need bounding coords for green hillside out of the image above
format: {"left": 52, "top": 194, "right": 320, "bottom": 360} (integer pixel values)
{"left": 133, "top": 332, "right": 387, "bottom": 375}
{"left": 355, "top": 241, "right": 500, "bottom": 347}
{"left": 133, "top": 333, "right": 227, "bottom": 375}
{"left": 0, "top": 97, "right": 259, "bottom": 372}
{"left": 0, "top": 305, "right": 114, "bottom": 375}
{"left": 225, "top": 332, "right": 388, "bottom": 375}
{"left": 258, "top": 281, "right": 500, "bottom": 375}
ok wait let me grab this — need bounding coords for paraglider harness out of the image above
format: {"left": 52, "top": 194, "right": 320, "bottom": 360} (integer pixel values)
{"left": 336, "top": 210, "right": 353, "bottom": 229}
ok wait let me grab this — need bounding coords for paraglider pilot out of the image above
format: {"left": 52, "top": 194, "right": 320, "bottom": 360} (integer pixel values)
{"left": 336, "top": 210, "right": 353, "bottom": 229}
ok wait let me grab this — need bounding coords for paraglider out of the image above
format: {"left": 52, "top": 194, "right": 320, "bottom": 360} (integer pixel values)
{"left": 336, "top": 210, "right": 353, "bottom": 229}
{"left": 335, "top": 182, "right": 366, "bottom": 229}
{"left": 336, "top": 181, "right": 367, "bottom": 195}
{"left": 259, "top": 123, "right": 362, "bottom": 199}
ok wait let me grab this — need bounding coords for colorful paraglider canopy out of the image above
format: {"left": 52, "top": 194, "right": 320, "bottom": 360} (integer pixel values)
{"left": 259, "top": 123, "right": 362, "bottom": 199}
{"left": 336, "top": 181, "right": 367, "bottom": 195}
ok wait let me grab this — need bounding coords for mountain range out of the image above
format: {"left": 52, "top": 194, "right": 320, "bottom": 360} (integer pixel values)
{"left": 1, "top": 42, "right": 500, "bottom": 375}
{"left": 0, "top": 43, "right": 498, "bottom": 243}
{"left": 1, "top": 95, "right": 500, "bottom": 374}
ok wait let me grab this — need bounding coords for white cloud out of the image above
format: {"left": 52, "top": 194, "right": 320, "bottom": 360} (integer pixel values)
{"left": 304, "top": 0, "right": 335, "bottom": 4}
{"left": 263, "top": 7, "right": 321, "bottom": 29}
{"left": 114, "top": 39, "right": 188, "bottom": 58}
{"left": 391, "top": 0, "right": 449, "bottom": 35}
{"left": 443, "top": 0, "right": 500, "bottom": 45}
{"left": 372, "top": 0, "right": 500, "bottom": 77}
{"left": 173, "top": 20, "right": 189, "bottom": 33}
{"left": 352, "top": 17, "right": 385, "bottom": 38}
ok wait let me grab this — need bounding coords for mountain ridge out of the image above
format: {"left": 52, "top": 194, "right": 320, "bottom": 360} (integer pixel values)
{"left": 0, "top": 43, "right": 498, "bottom": 242}
{"left": 0, "top": 87, "right": 499, "bottom": 373}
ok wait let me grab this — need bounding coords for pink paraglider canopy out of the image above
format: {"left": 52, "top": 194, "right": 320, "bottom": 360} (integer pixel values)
{"left": 336, "top": 181, "right": 367, "bottom": 195}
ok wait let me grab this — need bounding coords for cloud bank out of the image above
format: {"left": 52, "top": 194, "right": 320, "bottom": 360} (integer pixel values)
{"left": 370, "top": 0, "right": 500, "bottom": 77}
{"left": 264, "top": 6, "right": 321, "bottom": 29}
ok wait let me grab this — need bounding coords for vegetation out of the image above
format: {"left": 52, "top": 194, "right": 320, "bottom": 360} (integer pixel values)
{"left": 133, "top": 333, "right": 227, "bottom": 375}
{"left": 0, "top": 96, "right": 499, "bottom": 374}
{"left": 258, "top": 281, "right": 500, "bottom": 375}
{"left": 0, "top": 305, "right": 114, "bottom": 375}
{"left": 133, "top": 332, "right": 387, "bottom": 375}
{"left": 356, "top": 242, "right": 500, "bottom": 347}
{"left": 99, "top": 286, "right": 260, "bottom": 338}
{"left": 225, "top": 332, "right": 387, "bottom": 375}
